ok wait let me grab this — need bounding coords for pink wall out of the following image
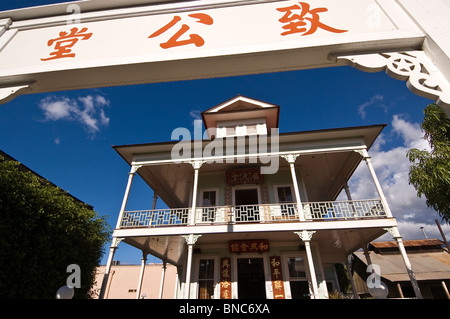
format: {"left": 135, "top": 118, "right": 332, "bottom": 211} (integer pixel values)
{"left": 93, "top": 263, "right": 178, "bottom": 299}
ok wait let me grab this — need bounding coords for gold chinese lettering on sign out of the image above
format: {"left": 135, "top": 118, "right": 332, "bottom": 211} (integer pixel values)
{"left": 229, "top": 239, "right": 269, "bottom": 254}
{"left": 220, "top": 257, "right": 231, "bottom": 299}
{"left": 269, "top": 256, "right": 285, "bottom": 299}
{"left": 226, "top": 168, "right": 264, "bottom": 186}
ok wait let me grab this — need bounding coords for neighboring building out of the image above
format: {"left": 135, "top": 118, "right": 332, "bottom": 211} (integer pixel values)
{"left": 352, "top": 239, "right": 450, "bottom": 299}
{"left": 99, "top": 96, "right": 423, "bottom": 299}
{"left": 93, "top": 263, "right": 178, "bottom": 299}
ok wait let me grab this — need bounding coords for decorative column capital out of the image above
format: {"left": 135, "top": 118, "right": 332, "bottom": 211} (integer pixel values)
{"left": 281, "top": 154, "right": 300, "bottom": 164}
{"left": 353, "top": 149, "right": 369, "bottom": 159}
{"left": 188, "top": 160, "right": 206, "bottom": 170}
{"left": 383, "top": 227, "right": 401, "bottom": 239}
{"left": 294, "top": 230, "right": 316, "bottom": 242}
{"left": 111, "top": 237, "right": 124, "bottom": 248}
{"left": 182, "top": 234, "right": 202, "bottom": 245}
{"left": 130, "top": 164, "right": 142, "bottom": 174}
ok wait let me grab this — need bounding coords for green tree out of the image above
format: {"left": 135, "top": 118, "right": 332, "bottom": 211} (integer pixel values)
{"left": 407, "top": 103, "right": 450, "bottom": 223}
{"left": 0, "top": 158, "right": 111, "bottom": 298}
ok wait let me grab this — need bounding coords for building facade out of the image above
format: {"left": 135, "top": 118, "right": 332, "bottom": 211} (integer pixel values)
{"left": 99, "top": 96, "right": 422, "bottom": 299}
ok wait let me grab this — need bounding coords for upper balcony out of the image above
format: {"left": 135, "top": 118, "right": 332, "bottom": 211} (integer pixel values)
{"left": 119, "top": 199, "right": 387, "bottom": 229}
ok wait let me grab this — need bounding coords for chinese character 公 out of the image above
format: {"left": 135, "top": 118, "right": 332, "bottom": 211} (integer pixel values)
{"left": 276, "top": 2, "right": 347, "bottom": 36}
{"left": 149, "top": 13, "right": 213, "bottom": 49}
{"left": 41, "top": 27, "right": 92, "bottom": 61}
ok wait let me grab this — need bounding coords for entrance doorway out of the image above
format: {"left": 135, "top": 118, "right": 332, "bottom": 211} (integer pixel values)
{"left": 237, "top": 258, "right": 266, "bottom": 299}
{"left": 234, "top": 188, "right": 260, "bottom": 221}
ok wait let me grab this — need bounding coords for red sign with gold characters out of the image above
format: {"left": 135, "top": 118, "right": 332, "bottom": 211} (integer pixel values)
{"left": 229, "top": 239, "right": 269, "bottom": 254}
{"left": 220, "top": 257, "right": 232, "bottom": 299}
{"left": 269, "top": 256, "right": 285, "bottom": 299}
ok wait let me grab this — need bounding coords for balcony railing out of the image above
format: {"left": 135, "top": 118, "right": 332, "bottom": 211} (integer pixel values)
{"left": 119, "top": 199, "right": 387, "bottom": 229}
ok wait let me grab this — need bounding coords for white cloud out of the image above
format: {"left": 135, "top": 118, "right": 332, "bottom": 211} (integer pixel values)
{"left": 189, "top": 110, "right": 202, "bottom": 122}
{"left": 357, "top": 94, "right": 385, "bottom": 119}
{"left": 341, "top": 115, "right": 450, "bottom": 241}
{"left": 39, "top": 94, "right": 110, "bottom": 136}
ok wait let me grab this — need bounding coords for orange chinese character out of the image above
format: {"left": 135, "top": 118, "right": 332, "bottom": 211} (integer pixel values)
{"left": 41, "top": 27, "right": 92, "bottom": 61}
{"left": 149, "top": 13, "right": 213, "bottom": 49}
{"left": 276, "top": 2, "right": 347, "bottom": 36}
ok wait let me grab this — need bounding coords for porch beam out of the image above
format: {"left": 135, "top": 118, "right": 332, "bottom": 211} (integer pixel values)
{"left": 131, "top": 145, "right": 367, "bottom": 167}
{"left": 113, "top": 217, "right": 398, "bottom": 237}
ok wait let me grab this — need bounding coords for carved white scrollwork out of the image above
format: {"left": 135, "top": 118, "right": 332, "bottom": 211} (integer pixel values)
{"left": 294, "top": 230, "right": 316, "bottom": 242}
{"left": 333, "top": 50, "right": 450, "bottom": 109}
{"left": 281, "top": 154, "right": 300, "bottom": 164}
{"left": 182, "top": 234, "right": 202, "bottom": 245}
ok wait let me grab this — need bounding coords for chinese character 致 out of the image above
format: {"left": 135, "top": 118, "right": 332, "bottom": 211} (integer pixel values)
{"left": 149, "top": 13, "right": 213, "bottom": 49}
{"left": 276, "top": 2, "right": 347, "bottom": 36}
{"left": 41, "top": 27, "right": 92, "bottom": 61}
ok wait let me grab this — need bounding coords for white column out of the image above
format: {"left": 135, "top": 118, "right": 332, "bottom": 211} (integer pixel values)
{"left": 136, "top": 251, "right": 148, "bottom": 299}
{"left": 357, "top": 149, "right": 393, "bottom": 218}
{"left": 189, "top": 161, "right": 204, "bottom": 225}
{"left": 159, "top": 261, "right": 167, "bottom": 299}
{"left": 152, "top": 192, "right": 158, "bottom": 210}
{"left": 115, "top": 165, "right": 141, "bottom": 229}
{"left": 343, "top": 181, "right": 353, "bottom": 201}
{"left": 295, "top": 230, "right": 319, "bottom": 299}
{"left": 99, "top": 237, "right": 122, "bottom": 299}
{"left": 282, "top": 154, "right": 305, "bottom": 221}
{"left": 182, "top": 234, "right": 201, "bottom": 299}
{"left": 385, "top": 227, "right": 423, "bottom": 299}
{"left": 441, "top": 281, "right": 450, "bottom": 299}
{"left": 346, "top": 255, "right": 360, "bottom": 299}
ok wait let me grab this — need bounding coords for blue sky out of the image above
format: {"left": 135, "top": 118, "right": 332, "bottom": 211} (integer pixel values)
{"left": 1, "top": 1, "right": 449, "bottom": 265}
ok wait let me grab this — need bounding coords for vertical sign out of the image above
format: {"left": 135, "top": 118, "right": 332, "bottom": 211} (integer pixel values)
{"left": 269, "top": 256, "right": 285, "bottom": 299}
{"left": 220, "top": 257, "right": 231, "bottom": 299}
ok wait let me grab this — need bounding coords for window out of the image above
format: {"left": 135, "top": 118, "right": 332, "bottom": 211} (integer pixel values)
{"left": 201, "top": 190, "right": 217, "bottom": 222}
{"left": 287, "top": 257, "right": 306, "bottom": 278}
{"left": 277, "top": 186, "right": 293, "bottom": 203}
{"left": 198, "top": 259, "right": 215, "bottom": 299}
{"left": 216, "top": 119, "right": 267, "bottom": 137}
{"left": 276, "top": 186, "right": 296, "bottom": 217}
{"left": 202, "top": 190, "right": 216, "bottom": 206}
{"left": 286, "top": 256, "right": 310, "bottom": 299}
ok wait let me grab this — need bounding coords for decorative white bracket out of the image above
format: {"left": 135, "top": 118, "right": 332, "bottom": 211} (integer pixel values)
{"left": 130, "top": 164, "right": 142, "bottom": 174}
{"left": 0, "top": 83, "right": 34, "bottom": 104}
{"left": 182, "top": 234, "right": 202, "bottom": 245}
{"left": 281, "top": 154, "right": 300, "bottom": 164}
{"left": 332, "top": 50, "right": 450, "bottom": 112}
{"left": 294, "top": 230, "right": 316, "bottom": 242}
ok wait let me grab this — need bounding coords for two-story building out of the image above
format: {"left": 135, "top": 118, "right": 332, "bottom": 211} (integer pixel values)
{"left": 99, "top": 96, "right": 422, "bottom": 299}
